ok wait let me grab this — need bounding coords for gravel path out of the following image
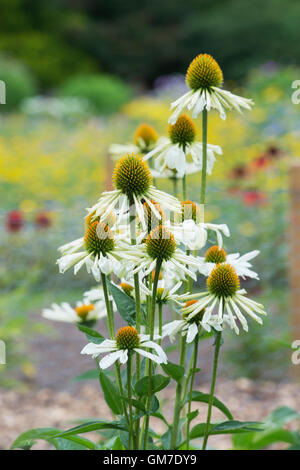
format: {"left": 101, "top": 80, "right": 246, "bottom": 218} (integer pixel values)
{"left": 1, "top": 311, "right": 298, "bottom": 450}
{"left": 2, "top": 378, "right": 300, "bottom": 450}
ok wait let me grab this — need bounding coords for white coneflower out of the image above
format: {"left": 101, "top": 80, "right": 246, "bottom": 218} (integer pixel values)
{"left": 109, "top": 123, "right": 159, "bottom": 159}
{"left": 83, "top": 286, "right": 116, "bottom": 311}
{"left": 150, "top": 161, "right": 201, "bottom": 180}
{"left": 163, "top": 300, "right": 223, "bottom": 343}
{"left": 81, "top": 326, "right": 168, "bottom": 369}
{"left": 198, "top": 245, "right": 260, "bottom": 279}
{"left": 87, "top": 154, "right": 181, "bottom": 231}
{"left": 57, "top": 220, "right": 131, "bottom": 281}
{"left": 144, "top": 114, "right": 222, "bottom": 177}
{"left": 42, "top": 300, "right": 105, "bottom": 324}
{"left": 182, "top": 263, "right": 267, "bottom": 335}
{"left": 124, "top": 225, "right": 199, "bottom": 281}
{"left": 141, "top": 280, "right": 200, "bottom": 305}
{"left": 169, "top": 53, "right": 253, "bottom": 124}
{"left": 170, "top": 200, "right": 230, "bottom": 250}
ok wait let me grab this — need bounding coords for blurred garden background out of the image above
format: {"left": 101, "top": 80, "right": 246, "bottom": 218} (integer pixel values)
{"left": 1, "top": 0, "right": 300, "bottom": 449}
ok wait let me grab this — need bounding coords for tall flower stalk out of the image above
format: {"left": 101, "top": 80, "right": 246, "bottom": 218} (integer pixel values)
{"left": 202, "top": 330, "right": 222, "bottom": 449}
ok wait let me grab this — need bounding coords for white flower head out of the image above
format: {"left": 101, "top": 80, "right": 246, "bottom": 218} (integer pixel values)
{"left": 198, "top": 245, "right": 260, "bottom": 280}
{"left": 81, "top": 326, "right": 168, "bottom": 369}
{"left": 169, "top": 200, "right": 230, "bottom": 251}
{"left": 163, "top": 304, "right": 223, "bottom": 343}
{"left": 169, "top": 53, "right": 253, "bottom": 124}
{"left": 144, "top": 115, "right": 222, "bottom": 177}
{"left": 87, "top": 154, "right": 181, "bottom": 232}
{"left": 122, "top": 225, "right": 200, "bottom": 282}
{"left": 109, "top": 123, "right": 159, "bottom": 160}
{"left": 42, "top": 299, "right": 105, "bottom": 324}
{"left": 183, "top": 263, "right": 267, "bottom": 335}
{"left": 57, "top": 220, "right": 132, "bottom": 281}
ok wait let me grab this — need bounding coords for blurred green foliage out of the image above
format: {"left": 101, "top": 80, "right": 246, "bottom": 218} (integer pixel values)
{"left": 0, "top": 55, "right": 37, "bottom": 110}
{"left": 59, "top": 74, "right": 132, "bottom": 114}
{"left": 0, "top": 0, "right": 300, "bottom": 89}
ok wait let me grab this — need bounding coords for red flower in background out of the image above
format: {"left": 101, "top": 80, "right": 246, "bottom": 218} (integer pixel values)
{"left": 35, "top": 211, "right": 51, "bottom": 229}
{"left": 242, "top": 190, "right": 268, "bottom": 207}
{"left": 6, "top": 210, "right": 24, "bottom": 232}
{"left": 250, "top": 154, "right": 272, "bottom": 171}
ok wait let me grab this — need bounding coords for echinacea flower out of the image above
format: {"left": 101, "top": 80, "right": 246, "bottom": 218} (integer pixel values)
{"left": 163, "top": 300, "right": 222, "bottom": 343}
{"left": 144, "top": 114, "right": 222, "bottom": 176}
{"left": 198, "top": 245, "right": 260, "bottom": 280}
{"left": 170, "top": 201, "right": 230, "bottom": 250}
{"left": 169, "top": 53, "right": 253, "bottom": 124}
{"left": 124, "top": 225, "right": 199, "bottom": 281}
{"left": 109, "top": 123, "right": 158, "bottom": 159}
{"left": 42, "top": 301, "right": 105, "bottom": 324}
{"left": 183, "top": 263, "right": 267, "bottom": 334}
{"left": 81, "top": 326, "right": 168, "bottom": 369}
{"left": 141, "top": 280, "right": 200, "bottom": 305}
{"left": 87, "top": 154, "right": 181, "bottom": 230}
{"left": 57, "top": 220, "right": 131, "bottom": 281}
{"left": 150, "top": 161, "right": 201, "bottom": 180}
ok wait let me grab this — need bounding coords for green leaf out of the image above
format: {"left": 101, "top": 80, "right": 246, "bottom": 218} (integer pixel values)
{"left": 11, "top": 427, "right": 96, "bottom": 450}
{"left": 49, "top": 436, "right": 96, "bottom": 450}
{"left": 52, "top": 420, "right": 127, "bottom": 438}
{"left": 212, "top": 420, "right": 263, "bottom": 434}
{"left": 150, "top": 395, "right": 160, "bottom": 414}
{"left": 107, "top": 280, "right": 136, "bottom": 325}
{"left": 77, "top": 325, "right": 104, "bottom": 344}
{"left": 73, "top": 368, "right": 99, "bottom": 381}
{"left": 267, "top": 406, "right": 299, "bottom": 427}
{"left": 99, "top": 370, "right": 123, "bottom": 415}
{"left": 11, "top": 428, "right": 60, "bottom": 450}
{"left": 161, "top": 361, "right": 185, "bottom": 382}
{"left": 187, "top": 410, "right": 199, "bottom": 422}
{"left": 112, "top": 436, "right": 124, "bottom": 450}
{"left": 186, "top": 391, "right": 233, "bottom": 420}
{"left": 190, "top": 420, "right": 263, "bottom": 440}
{"left": 233, "top": 406, "right": 300, "bottom": 450}
{"left": 135, "top": 374, "right": 170, "bottom": 396}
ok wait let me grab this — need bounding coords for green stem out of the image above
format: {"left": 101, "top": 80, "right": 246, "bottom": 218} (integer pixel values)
{"left": 127, "top": 353, "right": 134, "bottom": 450}
{"left": 100, "top": 272, "right": 129, "bottom": 425}
{"left": 186, "top": 334, "right": 199, "bottom": 449}
{"left": 202, "top": 331, "right": 222, "bottom": 450}
{"left": 172, "top": 177, "right": 178, "bottom": 199}
{"left": 182, "top": 174, "right": 187, "bottom": 200}
{"left": 158, "top": 302, "right": 163, "bottom": 346}
{"left": 200, "top": 108, "right": 208, "bottom": 205}
{"left": 143, "top": 259, "right": 162, "bottom": 450}
{"left": 170, "top": 335, "right": 187, "bottom": 449}
{"left": 101, "top": 272, "right": 115, "bottom": 338}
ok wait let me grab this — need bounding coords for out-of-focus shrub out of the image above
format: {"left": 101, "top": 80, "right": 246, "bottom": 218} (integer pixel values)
{"left": 0, "top": 32, "right": 97, "bottom": 90}
{"left": 59, "top": 74, "right": 132, "bottom": 115}
{"left": 0, "top": 56, "right": 37, "bottom": 110}
{"left": 21, "top": 96, "right": 92, "bottom": 120}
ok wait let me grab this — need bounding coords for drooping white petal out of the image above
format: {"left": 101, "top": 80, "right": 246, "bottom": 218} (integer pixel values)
{"left": 100, "top": 350, "right": 126, "bottom": 369}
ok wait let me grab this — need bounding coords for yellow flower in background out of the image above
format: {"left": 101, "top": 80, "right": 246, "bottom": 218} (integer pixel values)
{"left": 19, "top": 199, "right": 38, "bottom": 213}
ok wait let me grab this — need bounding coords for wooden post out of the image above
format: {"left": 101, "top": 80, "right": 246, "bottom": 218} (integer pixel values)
{"left": 289, "top": 161, "right": 300, "bottom": 378}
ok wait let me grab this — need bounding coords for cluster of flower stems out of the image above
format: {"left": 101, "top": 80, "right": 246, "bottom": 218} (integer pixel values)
{"left": 99, "top": 109, "right": 221, "bottom": 450}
